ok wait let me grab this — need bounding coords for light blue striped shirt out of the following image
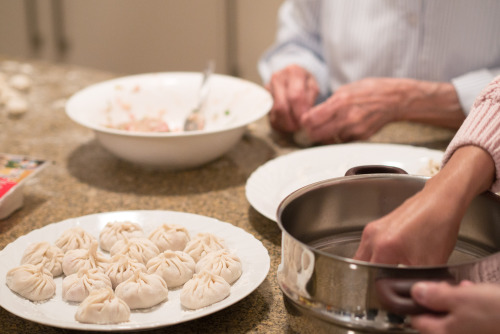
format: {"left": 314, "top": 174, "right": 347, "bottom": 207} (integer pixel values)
{"left": 259, "top": 0, "right": 500, "bottom": 114}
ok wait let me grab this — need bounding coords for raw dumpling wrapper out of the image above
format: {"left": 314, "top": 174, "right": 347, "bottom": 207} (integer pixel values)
{"left": 184, "top": 233, "right": 226, "bottom": 262}
{"left": 195, "top": 249, "right": 242, "bottom": 284}
{"left": 99, "top": 221, "right": 144, "bottom": 252}
{"left": 106, "top": 253, "right": 147, "bottom": 289}
{"left": 55, "top": 226, "right": 96, "bottom": 253}
{"left": 148, "top": 224, "right": 190, "bottom": 252}
{"left": 75, "top": 287, "right": 130, "bottom": 324}
{"left": 6, "top": 263, "right": 56, "bottom": 301}
{"left": 62, "top": 267, "right": 112, "bottom": 302}
{"left": 21, "top": 241, "right": 64, "bottom": 277}
{"left": 62, "top": 241, "right": 110, "bottom": 276}
{"left": 180, "top": 270, "right": 230, "bottom": 309}
{"left": 147, "top": 250, "right": 195, "bottom": 288}
{"left": 114, "top": 271, "right": 168, "bottom": 309}
{"left": 110, "top": 237, "right": 159, "bottom": 265}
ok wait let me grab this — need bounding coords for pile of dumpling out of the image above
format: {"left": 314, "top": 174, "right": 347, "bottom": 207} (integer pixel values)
{"left": 5, "top": 221, "right": 243, "bottom": 325}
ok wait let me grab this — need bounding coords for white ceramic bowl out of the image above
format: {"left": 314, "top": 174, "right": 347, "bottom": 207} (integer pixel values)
{"left": 66, "top": 72, "right": 272, "bottom": 169}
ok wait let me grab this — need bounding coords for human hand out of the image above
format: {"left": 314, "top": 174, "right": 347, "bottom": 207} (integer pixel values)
{"left": 410, "top": 281, "right": 500, "bottom": 334}
{"left": 266, "top": 64, "right": 319, "bottom": 133}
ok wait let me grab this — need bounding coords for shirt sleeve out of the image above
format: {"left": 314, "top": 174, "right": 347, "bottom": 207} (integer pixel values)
{"left": 257, "top": 0, "right": 331, "bottom": 101}
{"left": 443, "top": 76, "right": 500, "bottom": 192}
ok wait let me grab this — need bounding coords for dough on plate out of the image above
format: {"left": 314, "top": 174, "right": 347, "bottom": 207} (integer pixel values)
{"left": 106, "top": 253, "right": 147, "bottom": 289}
{"left": 146, "top": 250, "right": 195, "bottom": 288}
{"left": 99, "top": 221, "right": 144, "bottom": 252}
{"left": 180, "top": 270, "right": 230, "bottom": 310}
{"left": 75, "top": 287, "right": 130, "bottom": 324}
{"left": 109, "top": 237, "right": 160, "bottom": 265}
{"left": 195, "top": 249, "right": 242, "bottom": 284}
{"left": 148, "top": 223, "right": 190, "bottom": 252}
{"left": 62, "top": 241, "right": 110, "bottom": 276}
{"left": 6, "top": 263, "right": 56, "bottom": 301}
{"left": 20, "top": 241, "right": 64, "bottom": 277}
{"left": 183, "top": 233, "right": 226, "bottom": 262}
{"left": 55, "top": 226, "right": 96, "bottom": 253}
{"left": 114, "top": 271, "right": 168, "bottom": 309}
{"left": 62, "top": 267, "right": 112, "bottom": 302}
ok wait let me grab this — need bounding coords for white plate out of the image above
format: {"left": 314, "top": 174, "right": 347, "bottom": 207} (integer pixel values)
{"left": 246, "top": 143, "right": 443, "bottom": 221}
{"left": 0, "top": 210, "right": 270, "bottom": 331}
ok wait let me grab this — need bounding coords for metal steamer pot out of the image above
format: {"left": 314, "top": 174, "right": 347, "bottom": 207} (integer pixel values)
{"left": 277, "top": 166, "right": 500, "bottom": 333}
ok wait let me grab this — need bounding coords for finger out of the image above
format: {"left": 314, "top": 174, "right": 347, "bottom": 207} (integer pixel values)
{"left": 287, "top": 71, "right": 313, "bottom": 123}
{"left": 268, "top": 76, "right": 297, "bottom": 132}
{"left": 411, "top": 282, "right": 456, "bottom": 313}
{"left": 411, "top": 314, "right": 448, "bottom": 334}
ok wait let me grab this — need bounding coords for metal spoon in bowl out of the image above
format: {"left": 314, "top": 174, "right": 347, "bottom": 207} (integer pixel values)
{"left": 183, "top": 60, "right": 215, "bottom": 131}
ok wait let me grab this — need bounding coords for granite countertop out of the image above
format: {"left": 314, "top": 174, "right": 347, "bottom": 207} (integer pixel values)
{"left": 0, "top": 57, "right": 455, "bottom": 333}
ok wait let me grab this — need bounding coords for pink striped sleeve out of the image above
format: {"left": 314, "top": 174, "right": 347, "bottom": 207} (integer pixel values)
{"left": 442, "top": 76, "right": 500, "bottom": 192}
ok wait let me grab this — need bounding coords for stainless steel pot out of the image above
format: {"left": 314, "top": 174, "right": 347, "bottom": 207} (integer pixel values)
{"left": 277, "top": 166, "right": 500, "bottom": 333}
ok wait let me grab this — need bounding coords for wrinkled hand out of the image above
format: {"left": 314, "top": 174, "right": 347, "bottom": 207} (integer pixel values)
{"left": 300, "top": 77, "right": 405, "bottom": 143}
{"left": 410, "top": 281, "right": 500, "bottom": 334}
{"left": 266, "top": 64, "right": 319, "bottom": 133}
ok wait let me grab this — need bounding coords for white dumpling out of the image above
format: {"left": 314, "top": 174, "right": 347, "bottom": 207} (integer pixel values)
{"left": 146, "top": 250, "right": 195, "bottom": 288}
{"left": 109, "top": 237, "right": 160, "bottom": 265}
{"left": 106, "top": 253, "right": 147, "bottom": 289}
{"left": 75, "top": 287, "right": 130, "bottom": 324}
{"left": 195, "top": 249, "right": 242, "bottom": 284}
{"left": 55, "top": 226, "right": 96, "bottom": 253}
{"left": 21, "top": 241, "right": 64, "bottom": 277}
{"left": 114, "top": 271, "right": 168, "bottom": 309}
{"left": 148, "top": 224, "right": 190, "bottom": 252}
{"left": 184, "top": 233, "right": 226, "bottom": 262}
{"left": 62, "top": 267, "right": 112, "bottom": 302}
{"left": 6, "top": 263, "right": 56, "bottom": 301}
{"left": 180, "top": 270, "right": 230, "bottom": 310}
{"left": 99, "top": 221, "right": 144, "bottom": 252}
{"left": 62, "top": 241, "right": 110, "bottom": 276}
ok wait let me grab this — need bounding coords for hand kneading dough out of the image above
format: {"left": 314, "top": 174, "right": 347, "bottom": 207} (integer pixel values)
{"left": 146, "top": 250, "right": 195, "bottom": 288}
{"left": 106, "top": 253, "right": 147, "bottom": 289}
{"left": 55, "top": 227, "right": 96, "bottom": 253}
{"left": 75, "top": 287, "right": 130, "bottom": 324}
{"left": 99, "top": 221, "right": 144, "bottom": 252}
{"left": 183, "top": 233, "right": 226, "bottom": 262}
{"left": 21, "top": 241, "right": 64, "bottom": 277}
{"left": 114, "top": 271, "right": 168, "bottom": 309}
{"left": 148, "top": 224, "right": 191, "bottom": 252}
{"left": 62, "top": 241, "right": 110, "bottom": 276}
{"left": 6, "top": 263, "right": 56, "bottom": 301}
{"left": 109, "top": 237, "right": 159, "bottom": 265}
{"left": 62, "top": 268, "right": 112, "bottom": 302}
{"left": 180, "top": 270, "right": 230, "bottom": 309}
{"left": 195, "top": 249, "right": 242, "bottom": 284}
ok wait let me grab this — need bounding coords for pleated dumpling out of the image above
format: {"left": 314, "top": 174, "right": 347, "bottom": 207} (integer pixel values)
{"left": 184, "top": 233, "right": 226, "bottom": 262}
{"left": 180, "top": 270, "right": 230, "bottom": 309}
{"left": 146, "top": 250, "right": 195, "bottom": 288}
{"left": 75, "top": 287, "right": 130, "bottom": 324}
{"left": 55, "top": 226, "right": 96, "bottom": 253}
{"left": 106, "top": 253, "right": 147, "bottom": 289}
{"left": 62, "top": 241, "right": 110, "bottom": 276}
{"left": 195, "top": 249, "right": 242, "bottom": 284}
{"left": 62, "top": 267, "right": 112, "bottom": 302}
{"left": 114, "top": 271, "right": 168, "bottom": 309}
{"left": 148, "top": 224, "right": 190, "bottom": 252}
{"left": 109, "top": 237, "right": 159, "bottom": 265}
{"left": 6, "top": 263, "right": 56, "bottom": 301}
{"left": 20, "top": 241, "right": 64, "bottom": 277}
{"left": 99, "top": 221, "right": 144, "bottom": 252}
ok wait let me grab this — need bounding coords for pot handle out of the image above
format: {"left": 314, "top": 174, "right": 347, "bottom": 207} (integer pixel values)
{"left": 375, "top": 277, "right": 454, "bottom": 315}
{"left": 345, "top": 165, "right": 408, "bottom": 176}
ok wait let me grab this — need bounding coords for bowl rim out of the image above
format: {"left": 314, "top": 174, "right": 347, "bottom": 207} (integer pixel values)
{"left": 65, "top": 71, "right": 273, "bottom": 138}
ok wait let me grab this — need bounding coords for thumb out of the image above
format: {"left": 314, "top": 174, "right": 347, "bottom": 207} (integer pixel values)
{"left": 411, "top": 282, "right": 456, "bottom": 313}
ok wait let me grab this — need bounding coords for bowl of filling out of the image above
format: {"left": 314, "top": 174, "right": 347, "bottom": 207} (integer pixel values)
{"left": 65, "top": 72, "right": 272, "bottom": 169}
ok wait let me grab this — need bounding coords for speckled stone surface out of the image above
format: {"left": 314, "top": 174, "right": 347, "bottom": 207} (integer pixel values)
{"left": 0, "top": 57, "right": 455, "bottom": 334}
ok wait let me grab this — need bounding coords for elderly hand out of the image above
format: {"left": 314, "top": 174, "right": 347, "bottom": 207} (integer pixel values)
{"left": 266, "top": 64, "right": 319, "bottom": 133}
{"left": 300, "top": 78, "right": 464, "bottom": 143}
{"left": 410, "top": 281, "right": 500, "bottom": 334}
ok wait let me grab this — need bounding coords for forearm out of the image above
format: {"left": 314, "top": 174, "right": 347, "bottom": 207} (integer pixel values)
{"left": 396, "top": 79, "right": 465, "bottom": 129}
